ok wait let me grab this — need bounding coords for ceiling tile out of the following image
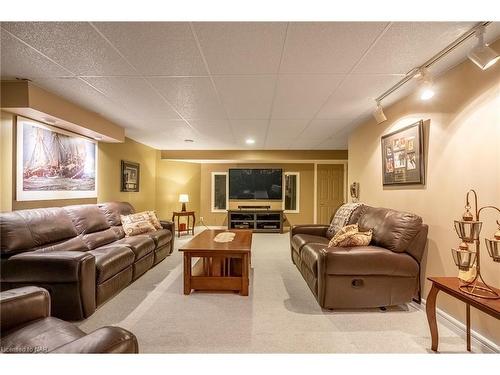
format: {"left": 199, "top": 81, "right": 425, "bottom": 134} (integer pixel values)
{"left": 93, "top": 22, "right": 208, "bottom": 76}
{"left": 354, "top": 22, "right": 475, "bottom": 74}
{"left": 83, "top": 77, "right": 180, "bottom": 120}
{"left": 32, "top": 78, "right": 141, "bottom": 129}
{"left": 149, "top": 77, "right": 227, "bottom": 119}
{"left": 280, "top": 22, "right": 388, "bottom": 74}
{"left": 0, "top": 30, "right": 70, "bottom": 79}
{"left": 287, "top": 138, "right": 323, "bottom": 149}
{"left": 298, "top": 119, "right": 348, "bottom": 140}
{"left": 187, "top": 119, "right": 234, "bottom": 140}
{"left": 229, "top": 119, "right": 268, "bottom": 148}
{"left": 265, "top": 119, "right": 308, "bottom": 140}
{"left": 214, "top": 76, "right": 276, "bottom": 119}
{"left": 271, "top": 75, "right": 343, "bottom": 119}
{"left": 2, "top": 22, "right": 135, "bottom": 76}
{"left": 193, "top": 22, "right": 288, "bottom": 74}
{"left": 316, "top": 74, "right": 402, "bottom": 119}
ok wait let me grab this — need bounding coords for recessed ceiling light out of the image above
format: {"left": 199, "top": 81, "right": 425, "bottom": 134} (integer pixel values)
{"left": 184, "top": 139, "right": 194, "bottom": 143}
{"left": 245, "top": 139, "right": 255, "bottom": 145}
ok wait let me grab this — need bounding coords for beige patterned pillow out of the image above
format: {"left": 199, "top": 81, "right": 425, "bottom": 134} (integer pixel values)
{"left": 328, "top": 223, "right": 372, "bottom": 248}
{"left": 146, "top": 211, "right": 162, "bottom": 230}
{"left": 121, "top": 213, "right": 156, "bottom": 237}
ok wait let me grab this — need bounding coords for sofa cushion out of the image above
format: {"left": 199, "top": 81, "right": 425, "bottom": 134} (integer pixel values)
{"left": 64, "top": 205, "right": 110, "bottom": 235}
{"left": 114, "top": 236, "right": 155, "bottom": 260}
{"left": 325, "top": 245, "right": 419, "bottom": 277}
{"left": 147, "top": 229, "right": 172, "bottom": 248}
{"left": 1, "top": 317, "right": 85, "bottom": 353}
{"left": 1, "top": 208, "right": 77, "bottom": 255}
{"left": 300, "top": 243, "right": 325, "bottom": 277}
{"left": 358, "top": 207, "right": 422, "bottom": 253}
{"left": 98, "top": 202, "right": 135, "bottom": 226}
{"left": 82, "top": 228, "right": 119, "bottom": 250}
{"left": 291, "top": 234, "right": 329, "bottom": 253}
{"left": 89, "top": 246, "right": 135, "bottom": 283}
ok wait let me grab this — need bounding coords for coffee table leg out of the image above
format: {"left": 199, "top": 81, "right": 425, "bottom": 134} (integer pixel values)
{"left": 240, "top": 253, "right": 249, "bottom": 296}
{"left": 184, "top": 254, "right": 192, "bottom": 295}
{"left": 426, "top": 283, "right": 439, "bottom": 352}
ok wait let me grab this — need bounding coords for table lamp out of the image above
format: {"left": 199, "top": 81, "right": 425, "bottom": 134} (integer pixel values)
{"left": 179, "top": 194, "right": 189, "bottom": 212}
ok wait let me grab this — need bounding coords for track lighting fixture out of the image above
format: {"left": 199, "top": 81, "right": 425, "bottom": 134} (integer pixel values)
{"left": 372, "top": 101, "right": 387, "bottom": 124}
{"left": 468, "top": 26, "right": 499, "bottom": 70}
{"left": 417, "top": 68, "right": 435, "bottom": 101}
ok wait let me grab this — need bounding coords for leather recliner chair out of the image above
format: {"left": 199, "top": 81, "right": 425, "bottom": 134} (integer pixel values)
{"left": 290, "top": 205, "right": 428, "bottom": 309}
{"left": 0, "top": 286, "right": 138, "bottom": 353}
{"left": 0, "top": 202, "right": 175, "bottom": 321}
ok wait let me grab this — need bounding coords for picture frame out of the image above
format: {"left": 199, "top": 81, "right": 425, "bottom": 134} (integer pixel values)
{"left": 381, "top": 120, "right": 425, "bottom": 186}
{"left": 16, "top": 116, "right": 97, "bottom": 201}
{"left": 121, "top": 160, "right": 140, "bottom": 192}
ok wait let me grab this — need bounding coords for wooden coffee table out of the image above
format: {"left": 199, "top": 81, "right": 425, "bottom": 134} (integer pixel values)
{"left": 179, "top": 229, "right": 252, "bottom": 296}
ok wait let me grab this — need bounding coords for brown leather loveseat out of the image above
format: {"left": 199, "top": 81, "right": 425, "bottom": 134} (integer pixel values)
{"left": 290, "top": 205, "right": 428, "bottom": 309}
{"left": 1, "top": 286, "right": 138, "bottom": 353}
{"left": 0, "top": 202, "right": 174, "bottom": 321}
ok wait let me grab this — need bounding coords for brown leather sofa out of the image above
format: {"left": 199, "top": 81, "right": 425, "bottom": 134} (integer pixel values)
{"left": 290, "top": 205, "right": 428, "bottom": 309}
{"left": 1, "top": 286, "right": 138, "bottom": 353}
{"left": 0, "top": 202, "right": 174, "bottom": 321}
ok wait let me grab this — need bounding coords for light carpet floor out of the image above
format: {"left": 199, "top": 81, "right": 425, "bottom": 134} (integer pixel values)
{"left": 78, "top": 230, "right": 492, "bottom": 353}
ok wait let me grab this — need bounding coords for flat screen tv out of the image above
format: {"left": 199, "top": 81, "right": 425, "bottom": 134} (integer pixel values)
{"left": 229, "top": 169, "right": 282, "bottom": 200}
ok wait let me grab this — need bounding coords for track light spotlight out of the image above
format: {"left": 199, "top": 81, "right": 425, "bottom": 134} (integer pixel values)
{"left": 468, "top": 26, "right": 499, "bottom": 70}
{"left": 373, "top": 101, "right": 387, "bottom": 124}
{"left": 417, "top": 68, "right": 435, "bottom": 101}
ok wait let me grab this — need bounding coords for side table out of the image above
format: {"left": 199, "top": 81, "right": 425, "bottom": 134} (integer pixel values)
{"left": 426, "top": 277, "right": 500, "bottom": 352}
{"left": 172, "top": 211, "right": 196, "bottom": 237}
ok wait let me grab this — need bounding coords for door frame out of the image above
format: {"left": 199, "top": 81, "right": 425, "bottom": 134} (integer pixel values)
{"left": 313, "top": 161, "right": 348, "bottom": 224}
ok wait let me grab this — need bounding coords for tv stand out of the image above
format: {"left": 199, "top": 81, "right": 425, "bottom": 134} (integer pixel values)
{"left": 228, "top": 209, "right": 283, "bottom": 233}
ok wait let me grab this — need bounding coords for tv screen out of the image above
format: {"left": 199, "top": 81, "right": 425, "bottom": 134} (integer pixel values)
{"left": 229, "top": 169, "right": 282, "bottom": 200}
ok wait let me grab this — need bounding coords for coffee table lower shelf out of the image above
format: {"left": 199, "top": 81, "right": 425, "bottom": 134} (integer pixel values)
{"left": 183, "top": 253, "right": 250, "bottom": 296}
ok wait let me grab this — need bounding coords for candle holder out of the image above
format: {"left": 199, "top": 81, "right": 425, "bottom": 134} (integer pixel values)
{"left": 451, "top": 190, "right": 500, "bottom": 299}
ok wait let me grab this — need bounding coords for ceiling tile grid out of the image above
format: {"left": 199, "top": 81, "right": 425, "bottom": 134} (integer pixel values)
{"left": 2, "top": 21, "right": 499, "bottom": 150}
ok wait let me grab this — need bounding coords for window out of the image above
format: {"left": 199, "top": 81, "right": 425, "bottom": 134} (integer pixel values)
{"left": 283, "top": 172, "right": 300, "bottom": 213}
{"left": 211, "top": 172, "right": 228, "bottom": 212}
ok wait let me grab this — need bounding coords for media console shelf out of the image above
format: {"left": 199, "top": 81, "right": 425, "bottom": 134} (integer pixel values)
{"left": 228, "top": 209, "right": 284, "bottom": 233}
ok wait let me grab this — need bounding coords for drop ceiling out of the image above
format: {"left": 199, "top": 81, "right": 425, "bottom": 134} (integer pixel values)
{"left": 1, "top": 22, "right": 499, "bottom": 150}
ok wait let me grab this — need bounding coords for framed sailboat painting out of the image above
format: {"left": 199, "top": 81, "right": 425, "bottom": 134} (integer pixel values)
{"left": 16, "top": 117, "right": 98, "bottom": 201}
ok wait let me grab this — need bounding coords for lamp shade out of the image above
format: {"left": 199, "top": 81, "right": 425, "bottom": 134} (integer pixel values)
{"left": 179, "top": 194, "right": 189, "bottom": 203}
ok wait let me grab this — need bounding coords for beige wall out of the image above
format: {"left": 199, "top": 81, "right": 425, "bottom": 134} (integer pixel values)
{"left": 155, "top": 160, "right": 201, "bottom": 222}
{"left": 0, "top": 112, "right": 157, "bottom": 212}
{"left": 98, "top": 137, "right": 157, "bottom": 212}
{"left": 0, "top": 112, "right": 14, "bottom": 212}
{"left": 199, "top": 163, "right": 315, "bottom": 227}
{"left": 348, "top": 43, "right": 500, "bottom": 343}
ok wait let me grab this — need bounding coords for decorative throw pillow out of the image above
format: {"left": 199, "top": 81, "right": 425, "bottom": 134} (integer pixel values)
{"left": 327, "top": 203, "right": 363, "bottom": 238}
{"left": 328, "top": 223, "right": 372, "bottom": 248}
{"left": 146, "top": 211, "right": 162, "bottom": 230}
{"left": 120, "top": 213, "right": 156, "bottom": 237}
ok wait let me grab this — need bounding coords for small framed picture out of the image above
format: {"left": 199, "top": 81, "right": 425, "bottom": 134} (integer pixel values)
{"left": 121, "top": 160, "right": 140, "bottom": 192}
{"left": 381, "top": 120, "right": 425, "bottom": 185}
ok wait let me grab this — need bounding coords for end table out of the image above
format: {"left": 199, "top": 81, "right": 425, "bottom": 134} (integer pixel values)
{"left": 426, "top": 277, "right": 500, "bottom": 352}
{"left": 172, "top": 211, "right": 196, "bottom": 237}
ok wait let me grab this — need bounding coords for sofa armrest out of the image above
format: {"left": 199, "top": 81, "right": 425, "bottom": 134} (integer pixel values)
{"left": 290, "top": 225, "right": 329, "bottom": 238}
{"left": 2, "top": 251, "right": 95, "bottom": 283}
{"left": 160, "top": 220, "right": 174, "bottom": 234}
{"left": 160, "top": 220, "right": 175, "bottom": 252}
{"left": 1, "top": 251, "right": 96, "bottom": 320}
{"left": 52, "top": 326, "right": 138, "bottom": 353}
{"left": 0, "top": 286, "right": 50, "bottom": 333}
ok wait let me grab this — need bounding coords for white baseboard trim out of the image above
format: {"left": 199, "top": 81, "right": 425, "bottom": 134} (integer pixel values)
{"left": 412, "top": 298, "right": 499, "bottom": 353}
